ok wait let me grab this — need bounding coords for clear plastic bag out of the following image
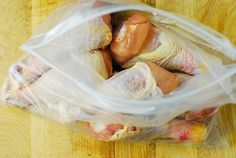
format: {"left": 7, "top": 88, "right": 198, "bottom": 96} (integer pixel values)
{"left": 1, "top": 0, "right": 236, "bottom": 144}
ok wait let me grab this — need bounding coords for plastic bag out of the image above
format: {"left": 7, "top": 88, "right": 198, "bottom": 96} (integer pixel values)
{"left": 1, "top": 0, "right": 236, "bottom": 144}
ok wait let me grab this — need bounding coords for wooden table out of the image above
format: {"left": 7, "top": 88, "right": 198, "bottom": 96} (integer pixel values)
{"left": 0, "top": 0, "right": 236, "bottom": 157}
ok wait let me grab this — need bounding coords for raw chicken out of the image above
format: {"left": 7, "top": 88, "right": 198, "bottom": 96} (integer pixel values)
{"left": 100, "top": 62, "right": 179, "bottom": 98}
{"left": 87, "top": 123, "right": 140, "bottom": 141}
{"left": 184, "top": 107, "right": 218, "bottom": 122}
{"left": 0, "top": 13, "right": 209, "bottom": 143}
{"left": 100, "top": 62, "right": 163, "bottom": 99}
{"left": 111, "top": 14, "right": 199, "bottom": 75}
{"left": 159, "top": 119, "right": 207, "bottom": 142}
{"left": 110, "top": 14, "right": 150, "bottom": 65}
{"left": 2, "top": 50, "right": 113, "bottom": 106}
{"left": 87, "top": 119, "right": 207, "bottom": 142}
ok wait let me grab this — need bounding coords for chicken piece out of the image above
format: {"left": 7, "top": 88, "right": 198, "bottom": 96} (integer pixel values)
{"left": 87, "top": 123, "right": 140, "bottom": 141}
{"left": 8, "top": 69, "right": 95, "bottom": 123}
{"left": 84, "top": 15, "right": 112, "bottom": 51}
{"left": 81, "top": 49, "right": 113, "bottom": 79}
{"left": 2, "top": 50, "right": 113, "bottom": 106}
{"left": 159, "top": 119, "right": 207, "bottom": 142}
{"left": 101, "top": 49, "right": 113, "bottom": 78}
{"left": 100, "top": 62, "right": 163, "bottom": 99}
{"left": 146, "top": 62, "right": 179, "bottom": 94}
{"left": 47, "top": 15, "right": 112, "bottom": 55}
{"left": 184, "top": 107, "right": 218, "bottom": 122}
{"left": 8, "top": 56, "right": 50, "bottom": 87}
{"left": 124, "top": 26, "right": 199, "bottom": 75}
{"left": 110, "top": 14, "right": 151, "bottom": 65}
{"left": 111, "top": 14, "right": 199, "bottom": 75}
{"left": 102, "top": 15, "right": 112, "bottom": 31}
{"left": 1, "top": 55, "right": 51, "bottom": 105}
{"left": 86, "top": 119, "right": 206, "bottom": 142}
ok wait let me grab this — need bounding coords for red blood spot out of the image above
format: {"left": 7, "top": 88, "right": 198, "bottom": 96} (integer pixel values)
{"left": 130, "top": 126, "right": 137, "bottom": 131}
{"left": 179, "top": 129, "right": 190, "bottom": 141}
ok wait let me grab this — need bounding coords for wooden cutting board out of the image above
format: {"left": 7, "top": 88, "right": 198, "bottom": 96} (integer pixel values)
{"left": 0, "top": 0, "right": 236, "bottom": 158}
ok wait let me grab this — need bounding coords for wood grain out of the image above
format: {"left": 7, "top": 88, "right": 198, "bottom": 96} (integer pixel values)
{"left": 0, "top": 0, "right": 31, "bottom": 83}
{"left": 0, "top": 106, "right": 31, "bottom": 158}
{"left": 31, "top": 114, "right": 73, "bottom": 158}
{"left": 0, "top": 0, "right": 236, "bottom": 158}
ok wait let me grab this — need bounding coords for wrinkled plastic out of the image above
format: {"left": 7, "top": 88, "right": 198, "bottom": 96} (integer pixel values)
{"left": 1, "top": 0, "right": 236, "bottom": 144}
